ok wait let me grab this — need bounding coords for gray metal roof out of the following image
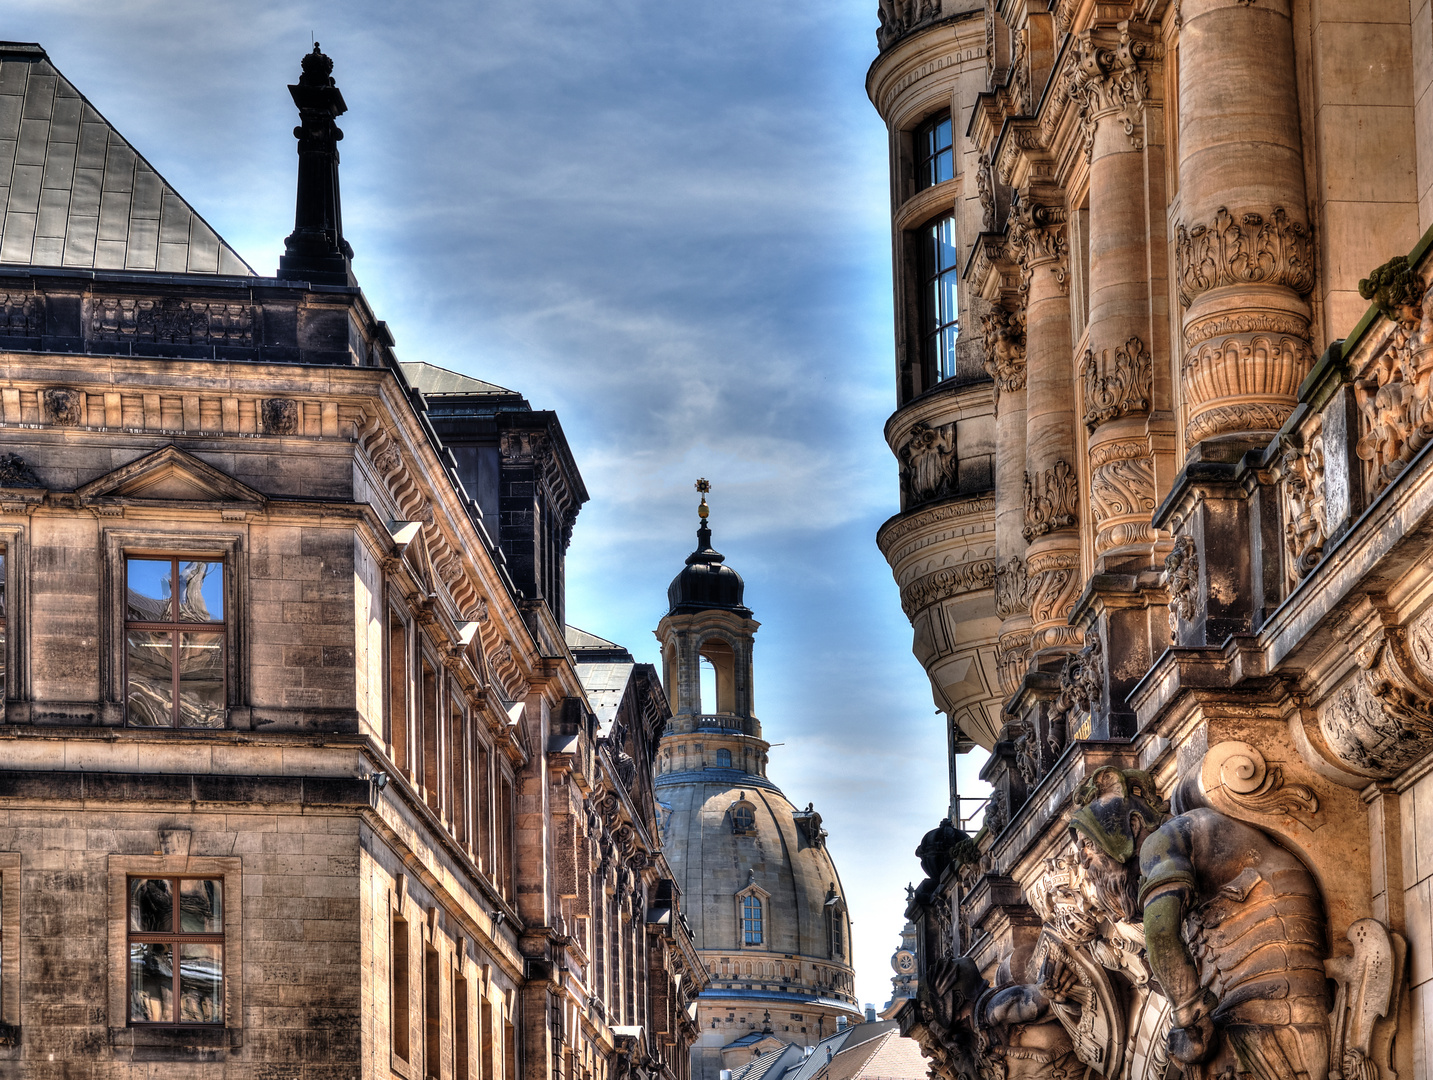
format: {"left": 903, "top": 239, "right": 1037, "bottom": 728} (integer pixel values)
{"left": 565, "top": 625, "right": 623, "bottom": 650}
{"left": 573, "top": 660, "right": 634, "bottom": 727}
{"left": 402, "top": 361, "right": 518, "bottom": 397}
{"left": 0, "top": 43, "right": 252, "bottom": 275}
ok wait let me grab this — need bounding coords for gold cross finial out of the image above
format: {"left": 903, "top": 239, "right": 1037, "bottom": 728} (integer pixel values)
{"left": 695, "top": 478, "right": 710, "bottom": 520}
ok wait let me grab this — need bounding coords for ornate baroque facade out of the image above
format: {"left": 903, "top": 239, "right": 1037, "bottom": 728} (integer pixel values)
{"left": 869, "top": 1, "right": 1433, "bottom": 1078}
{"left": 0, "top": 42, "right": 704, "bottom": 1079}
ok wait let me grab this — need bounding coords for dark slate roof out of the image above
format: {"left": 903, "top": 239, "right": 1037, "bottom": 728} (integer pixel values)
{"left": 0, "top": 42, "right": 252, "bottom": 275}
{"left": 565, "top": 625, "right": 622, "bottom": 650}
{"left": 401, "top": 361, "right": 519, "bottom": 397}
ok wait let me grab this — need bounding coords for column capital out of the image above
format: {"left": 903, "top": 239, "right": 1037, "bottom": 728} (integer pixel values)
{"left": 1065, "top": 22, "right": 1162, "bottom": 161}
{"left": 1008, "top": 189, "right": 1069, "bottom": 289}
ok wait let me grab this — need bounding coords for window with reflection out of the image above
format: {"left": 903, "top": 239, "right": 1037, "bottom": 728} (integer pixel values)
{"left": 125, "top": 557, "right": 225, "bottom": 728}
{"left": 915, "top": 113, "right": 954, "bottom": 192}
{"left": 742, "top": 895, "right": 763, "bottom": 946}
{"left": 0, "top": 549, "right": 8, "bottom": 704}
{"left": 920, "top": 216, "right": 961, "bottom": 383}
{"left": 731, "top": 803, "right": 756, "bottom": 834}
{"left": 128, "top": 877, "right": 223, "bottom": 1024}
{"left": 715, "top": 748, "right": 732, "bottom": 768}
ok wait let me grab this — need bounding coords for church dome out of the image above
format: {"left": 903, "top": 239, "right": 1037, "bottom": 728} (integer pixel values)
{"left": 667, "top": 523, "right": 751, "bottom": 616}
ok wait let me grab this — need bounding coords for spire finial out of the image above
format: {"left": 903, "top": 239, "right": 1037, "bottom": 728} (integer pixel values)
{"left": 694, "top": 477, "right": 713, "bottom": 550}
{"left": 695, "top": 477, "right": 710, "bottom": 520}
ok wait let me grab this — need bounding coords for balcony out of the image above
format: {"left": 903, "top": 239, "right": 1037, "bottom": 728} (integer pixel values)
{"left": 662, "top": 714, "right": 760, "bottom": 738}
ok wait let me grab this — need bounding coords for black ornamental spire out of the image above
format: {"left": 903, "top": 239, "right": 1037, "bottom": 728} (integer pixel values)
{"left": 277, "top": 44, "right": 355, "bottom": 286}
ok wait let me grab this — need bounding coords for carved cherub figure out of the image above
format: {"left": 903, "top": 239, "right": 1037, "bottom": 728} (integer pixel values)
{"left": 1067, "top": 767, "right": 1330, "bottom": 1080}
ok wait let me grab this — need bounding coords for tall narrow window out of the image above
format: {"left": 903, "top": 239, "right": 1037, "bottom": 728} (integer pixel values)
{"left": 388, "top": 610, "right": 410, "bottom": 773}
{"left": 482, "top": 998, "right": 496, "bottom": 1080}
{"left": 125, "top": 557, "right": 225, "bottom": 728}
{"left": 425, "top": 944, "right": 441, "bottom": 1080}
{"left": 742, "top": 895, "right": 763, "bottom": 946}
{"left": 499, "top": 777, "right": 515, "bottom": 900}
{"left": 477, "top": 742, "right": 493, "bottom": 873}
{"left": 127, "top": 877, "right": 223, "bottom": 1023}
{"left": 830, "top": 912, "right": 844, "bottom": 959}
{"left": 421, "top": 659, "right": 439, "bottom": 809}
{"left": 715, "top": 748, "right": 731, "bottom": 768}
{"left": 920, "top": 216, "right": 961, "bottom": 384}
{"left": 392, "top": 914, "right": 411, "bottom": 1061}
{"left": 504, "top": 1017, "right": 516, "bottom": 1080}
{"left": 454, "top": 968, "right": 470, "bottom": 1079}
{"left": 915, "top": 113, "right": 954, "bottom": 191}
{"left": 0, "top": 548, "right": 8, "bottom": 704}
{"left": 450, "top": 692, "right": 468, "bottom": 842}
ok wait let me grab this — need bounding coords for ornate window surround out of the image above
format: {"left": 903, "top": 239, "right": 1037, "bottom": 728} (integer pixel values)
{"left": 100, "top": 529, "right": 245, "bottom": 729}
{"left": 735, "top": 880, "right": 769, "bottom": 949}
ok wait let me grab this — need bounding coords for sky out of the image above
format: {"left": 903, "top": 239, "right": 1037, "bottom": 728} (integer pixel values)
{"left": 10, "top": 0, "right": 991, "bottom": 1010}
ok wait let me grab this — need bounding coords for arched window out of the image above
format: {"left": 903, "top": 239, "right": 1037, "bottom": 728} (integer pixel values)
{"left": 731, "top": 804, "right": 755, "bottom": 833}
{"left": 742, "top": 895, "right": 763, "bottom": 946}
{"left": 716, "top": 748, "right": 731, "bottom": 768}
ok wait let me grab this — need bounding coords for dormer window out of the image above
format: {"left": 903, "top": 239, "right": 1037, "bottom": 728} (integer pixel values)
{"left": 736, "top": 874, "right": 770, "bottom": 949}
{"left": 915, "top": 113, "right": 954, "bottom": 192}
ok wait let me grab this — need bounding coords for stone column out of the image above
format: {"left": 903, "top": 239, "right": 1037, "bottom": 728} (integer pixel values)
{"left": 983, "top": 303, "right": 1032, "bottom": 702}
{"left": 1069, "top": 23, "right": 1166, "bottom": 561}
{"left": 1175, "top": 0, "right": 1315, "bottom": 455}
{"left": 1010, "top": 190, "right": 1081, "bottom": 662}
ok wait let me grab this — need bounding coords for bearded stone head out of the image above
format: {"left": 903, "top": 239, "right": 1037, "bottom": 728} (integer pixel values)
{"left": 1066, "top": 767, "right": 1168, "bottom": 923}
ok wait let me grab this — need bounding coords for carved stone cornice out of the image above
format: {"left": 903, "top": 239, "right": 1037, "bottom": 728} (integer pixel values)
{"left": 877, "top": 494, "right": 996, "bottom": 553}
{"left": 1175, "top": 207, "right": 1316, "bottom": 307}
{"left": 981, "top": 306, "right": 1027, "bottom": 396}
{"left": 1080, "top": 335, "right": 1151, "bottom": 431}
{"left": 900, "top": 558, "right": 998, "bottom": 618}
{"left": 1022, "top": 460, "right": 1078, "bottom": 542}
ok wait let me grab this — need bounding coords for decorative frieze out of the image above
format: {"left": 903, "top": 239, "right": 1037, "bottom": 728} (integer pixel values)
{"left": 981, "top": 307, "right": 1027, "bottom": 395}
{"left": 875, "top": 0, "right": 943, "bottom": 50}
{"left": 1180, "top": 333, "right": 1311, "bottom": 445}
{"left": 899, "top": 557, "right": 997, "bottom": 618}
{"left": 1022, "top": 460, "right": 1078, "bottom": 541}
{"left": 1174, "top": 207, "right": 1316, "bottom": 307}
{"left": 1080, "top": 336, "right": 1151, "bottom": 431}
{"left": 0, "top": 292, "right": 41, "bottom": 336}
{"left": 89, "top": 296, "right": 255, "bottom": 346}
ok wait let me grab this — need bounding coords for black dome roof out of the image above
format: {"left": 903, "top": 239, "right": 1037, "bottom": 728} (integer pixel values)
{"left": 667, "top": 524, "right": 751, "bottom": 616}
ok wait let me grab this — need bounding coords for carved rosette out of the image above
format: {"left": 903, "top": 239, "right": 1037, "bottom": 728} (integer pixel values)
{"left": 1089, "top": 441, "right": 1158, "bottom": 553}
{"left": 1026, "top": 549, "right": 1082, "bottom": 652}
{"left": 1022, "top": 460, "right": 1078, "bottom": 542}
{"left": 1081, "top": 336, "right": 1151, "bottom": 431}
{"left": 981, "top": 306, "right": 1027, "bottom": 396}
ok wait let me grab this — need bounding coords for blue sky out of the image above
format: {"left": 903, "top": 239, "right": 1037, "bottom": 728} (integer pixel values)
{"left": 12, "top": 0, "right": 990, "bottom": 1009}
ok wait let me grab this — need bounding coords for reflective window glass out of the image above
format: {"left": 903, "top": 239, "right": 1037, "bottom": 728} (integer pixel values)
{"left": 742, "top": 895, "right": 763, "bottom": 946}
{"left": 126, "top": 557, "right": 226, "bottom": 728}
{"left": 915, "top": 113, "right": 954, "bottom": 192}
{"left": 127, "top": 876, "right": 223, "bottom": 1025}
{"left": 920, "top": 215, "right": 961, "bottom": 383}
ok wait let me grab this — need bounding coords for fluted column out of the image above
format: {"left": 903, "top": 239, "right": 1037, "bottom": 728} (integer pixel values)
{"left": 1010, "top": 192, "right": 1081, "bottom": 660}
{"left": 984, "top": 304, "right": 1032, "bottom": 700}
{"left": 1174, "top": 0, "right": 1314, "bottom": 455}
{"left": 1069, "top": 24, "right": 1169, "bottom": 561}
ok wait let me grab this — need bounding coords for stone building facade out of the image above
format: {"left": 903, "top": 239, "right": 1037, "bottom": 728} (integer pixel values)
{"left": 653, "top": 498, "right": 861, "bottom": 1080}
{"left": 0, "top": 40, "right": 703, "bottom": 1080}
{"left": 869, "top": 1, "right": 1433, "bottom": 1078}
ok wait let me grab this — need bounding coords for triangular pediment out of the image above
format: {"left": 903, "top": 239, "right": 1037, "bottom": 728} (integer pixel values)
{"left": 0, "top": 42, "right": 253, "bottom": 275}
{"left": 76, "top": 445, "right": 265, "bottom": 507}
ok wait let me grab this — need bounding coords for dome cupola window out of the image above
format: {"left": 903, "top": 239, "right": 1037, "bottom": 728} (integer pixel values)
{"left": 729, "top": 794, "right": 757, "bottom": 834}
{"left": 715, "top": 748, "right": 732, "bottom": 768}
{"left": 736, "top": 872, "right": 770, "bottom": 948}
{"left": 824, "top": 883, "right": 846, "bottom": 960}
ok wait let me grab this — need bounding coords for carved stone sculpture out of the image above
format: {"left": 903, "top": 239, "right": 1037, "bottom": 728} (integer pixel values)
{"left": 1174, "top": 207, "right": 1316, "bottom": 307}
{"left": 982, "top": 307, "right": 1027, "bottom": 395}
{"left": 261, "top": 398, "right": 300, "bottom": 435}
{"left": 1353, "top": 275, "right": 1433, "bottom": 493}
{"left": 1080, "top": 336, "right": 1151, "bottom": 431}
{"left": 0, "top": 453, "right": 42, "bottom": 488}
{"left": 1278, "top": 423, "right": 1328, "bottom": 589}
{"left": 1022, "top": 461, "right": 1078, "bottom": 542}
{"left": 43, "top": 388, "right": 82, "bottom": 426}
{"left": 1164, "top": 535, "right": 1197, "bottom": 634}
{"left": 1068, "top": 767, "right": 1330, "bottom": 1080}
{"left": 1326, "top": 919, "right": 1405, "bottom": 1080}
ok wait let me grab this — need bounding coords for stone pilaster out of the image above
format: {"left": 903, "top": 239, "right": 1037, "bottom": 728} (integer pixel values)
{"left": 1010, "top": 191, "right": 1082, "bottom": 660}
{"left": 1175, "top": 0, "right": 1315, "bottom": 455}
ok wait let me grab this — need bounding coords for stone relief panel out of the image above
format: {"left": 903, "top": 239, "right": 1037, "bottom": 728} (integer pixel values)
{"left": 1080, "top": 336, "right": 1151, "bottom": 432}
{"left": 1276, "top": 423, "right": 1328, "bottom": 592}
{"left": 1320, "top": 623, "right": 1433, "bottom": 778}
{"left": 89, "top": 296, "right": 255, "bottom": 346}
{"left": 42, "top": 388, "right": 82, "bottom": 426}
{"left": 900, "top": 421, "right": 960, "bottom": 506}
{"left": 1163, "top": 535, "right": 1197, "bottom": 635}
{"left": 1022, "top": 461, "right": 1078, "bottom": 542}
{"left": 1351, "top": 268, "right": 1433, "bottom": 496}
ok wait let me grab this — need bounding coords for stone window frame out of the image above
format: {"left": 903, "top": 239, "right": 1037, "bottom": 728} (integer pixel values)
{"left": 101, "top": 528, "right": 246, "bottom": 728}
{"left": 106, "top": 855, "right": 242, "bottom": 1048}
{"left": 734, "top": 882, "right": 769, "bottom": 950}
{"left": 913, "top": 109, "right": 954, "bottom": 193}
{"left": 728, "top": 795, "right": 757, "bottom": 835}
{"left": 0, "top": 528, "right": 27, "bottom": 712}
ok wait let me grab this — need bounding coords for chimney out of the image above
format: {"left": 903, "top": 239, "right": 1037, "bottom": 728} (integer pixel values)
{"left": 277, "top": 43, "right": 356, "bottom": 286}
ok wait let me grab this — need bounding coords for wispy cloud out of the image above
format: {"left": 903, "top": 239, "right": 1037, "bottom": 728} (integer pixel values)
{"left": 9, "top": 0, "right": 983, "bottom": 1009}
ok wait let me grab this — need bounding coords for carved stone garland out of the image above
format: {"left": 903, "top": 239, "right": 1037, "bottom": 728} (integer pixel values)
{"left": 1022, "top": 461, "right": 1078, "bottom": 542}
